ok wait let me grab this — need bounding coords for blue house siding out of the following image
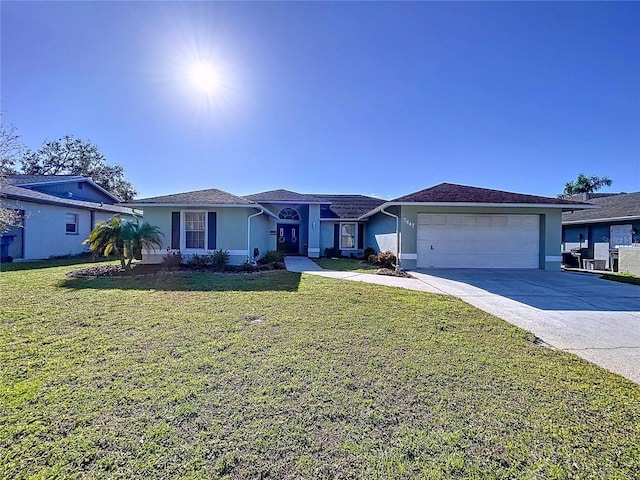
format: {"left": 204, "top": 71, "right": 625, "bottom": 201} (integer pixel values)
{"left": 30, "top": 181, "right": 116, "bottom": 204}
{"left": 365, "top": 211, "right": 398, "bottom": 256}
{"left": 562, "top": 220, "right": 640, "bottom": 268}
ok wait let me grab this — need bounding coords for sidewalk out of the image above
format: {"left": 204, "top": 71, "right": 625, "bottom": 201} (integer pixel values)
{"left": 284, "top": 256, "right": 443, "bottom": 293}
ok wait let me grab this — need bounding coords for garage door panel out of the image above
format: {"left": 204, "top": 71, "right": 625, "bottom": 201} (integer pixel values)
{"left": 417, "top": 214, "right": 540, "bottom": 269}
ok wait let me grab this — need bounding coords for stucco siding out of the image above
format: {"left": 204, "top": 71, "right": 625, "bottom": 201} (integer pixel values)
{"left": 319, "top": 222, "right": 335, "bottom": 256}
{"left": 3, "top": 200, "right": 91, "bottom": 259}
{"left": 249, "top": 213, "right": 271, "bottom": 261}
{"left": 140, "top": 206, "right": 262, "bottom": 265}
{"left": 365, "top": 210, "right": 399, "bottom": 257}
{"left": 308, "top": 205, "right": 321, "bottom": 257}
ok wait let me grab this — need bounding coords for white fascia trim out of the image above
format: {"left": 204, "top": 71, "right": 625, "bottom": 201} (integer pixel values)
{"left": 400, "top": 253, "right": 417, "bottom": 260}
{"left": 359, "top": 202, "right": 598, "bottom": 219}
{"left": 562, "top": 215, "right": 640, "bottom": 225}
{"left": 5, "top": 192, "right": 136, "bottom": 215}
{"left": 545, "top": 256, "right": 562, "bottom": 262}
{"left": 122, "top": 203, "right": 258, "bottom": 209}
{"left": 181, "top": 249, "right": 249, "bottom": 256}
{"left": 308, "top": 247, "right": 320, "bottom": 253}
{"left": 254, "top": 200, "right": 326, "bottom": 205}
{"left": 319, "top": 218, "right": 366, "bottom": 222}
{"left": 228, "top": 250, "right": 249, "bottom": 256}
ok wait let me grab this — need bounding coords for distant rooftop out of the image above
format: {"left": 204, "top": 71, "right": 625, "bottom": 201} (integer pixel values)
{"left": 244, "top": 189, "right": 326, "bottom": 203}
{"left": 563, "top": 192, "right": 640, "bottom": 223}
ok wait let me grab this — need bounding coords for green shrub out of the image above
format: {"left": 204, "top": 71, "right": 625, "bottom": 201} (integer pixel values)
{"left": 367, "top": 254, "right": 378, "bottom": 265}
{"left": 239, "top": 260, "right": 257, "bottom": 272}
{"left": 186, "top": 253, "right": 212, "bottom": 268}
{"left": 271, "top": 261, "right": 287, "bottom": 270}
{"left": 210, "top": 250, "right": 230, "bottom": 270}
{"left": 162, "top": 250, "right": 183, "bottom": 269}
{"left": 261, "top": 250, "right": 284, "bottom": 264}
{"left": 363, "top": 247, "right": 376, "bottom": 259}
{"left": 376, "top": 251, "right": 396, "bottom": 269}
{"left": 324, "top": 247, "right": 342, "bottom": 258}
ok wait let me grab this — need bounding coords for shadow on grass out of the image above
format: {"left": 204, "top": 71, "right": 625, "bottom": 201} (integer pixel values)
{"left": 58, "top": 270, "right": 302, "bottom": 292}
{"left": 1, "top": 255, "right": 113, "bottom": 272}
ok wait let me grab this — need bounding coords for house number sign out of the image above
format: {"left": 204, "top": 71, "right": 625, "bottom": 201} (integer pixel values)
{"left": 403, "top": 217, "right": 415, "bottom": 228}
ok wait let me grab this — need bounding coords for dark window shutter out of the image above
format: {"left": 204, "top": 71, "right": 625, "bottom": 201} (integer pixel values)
{"left": 333, "top": 223, "right": 340, "bottom": 249}
{"left": 171, "top": 212, "right": 180, "bottom": 249}
{"left": 358, "top": 224, "right": 364, "bottom": 249}
{"left": 208, "top": 212, "right": 217, "bottom": 250}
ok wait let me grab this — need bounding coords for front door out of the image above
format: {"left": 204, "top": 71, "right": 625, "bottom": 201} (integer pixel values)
{"left": 277, "top": 224, "right": 299, "bottom": 254}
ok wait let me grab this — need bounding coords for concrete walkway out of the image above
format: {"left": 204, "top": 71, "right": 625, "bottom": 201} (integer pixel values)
{"left": 284, "top": 257, "right": 640, "bottom": 384}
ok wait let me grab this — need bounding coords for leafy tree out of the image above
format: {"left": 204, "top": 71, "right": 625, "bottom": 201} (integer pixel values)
{"left": 561, "top": 173, "right": 613, "bottom": 197}
{"left": 20, "top": 135, "right": 138, "bottom": 201}
{"left": 82, "top": 216, "right": 163, "bottom": 271}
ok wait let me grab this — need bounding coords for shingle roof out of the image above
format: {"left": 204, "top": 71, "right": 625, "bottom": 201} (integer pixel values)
{"left": 562, "top": 192, "right": 640, "bottom": 224}
{"left": 244, "top": 189, "right": 326, "bottom": 203}
{"left": 129, "top": 188, "right": 255, "bottom": 205}
{"left": 312, "top": 194, "right": 385, "bottom": 219}
{"left": 4, "top": 174, "right": 85, "bottom": 185}
{"left": 393, "top": 183, "right": 589, "bottom": 205}
{"left": 0, "top": 181, "right": 135, "bottom": 214}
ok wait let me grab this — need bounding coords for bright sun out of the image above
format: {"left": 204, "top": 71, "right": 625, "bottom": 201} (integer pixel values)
{"left": 188, "top": 61, "right": 222, "bottom": 95}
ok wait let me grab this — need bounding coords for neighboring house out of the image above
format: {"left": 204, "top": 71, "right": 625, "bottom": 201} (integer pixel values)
{"left": 126, "top": 183, "right": 592, "bottom": 271}
{"left": 1, "top": 175, "right": 137, "bottom": 260}
{"left": 562, "top": 192, "right": 640, "bottom": 269}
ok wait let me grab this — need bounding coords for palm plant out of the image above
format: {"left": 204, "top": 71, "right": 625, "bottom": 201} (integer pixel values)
{"left": 128, "top": 221, "right": 163, "bottom": 263}
{"left": 83, "top": 216, "right": 163, "bottom": 271}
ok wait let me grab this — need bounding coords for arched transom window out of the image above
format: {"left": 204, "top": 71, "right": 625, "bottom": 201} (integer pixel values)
{"left": 278, "top": 207, "right": 300, "bottom": 220}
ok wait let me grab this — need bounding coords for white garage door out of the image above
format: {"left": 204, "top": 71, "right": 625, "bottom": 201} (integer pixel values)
{"left": 416, "top": 214, "right": 540, "bottom": 269}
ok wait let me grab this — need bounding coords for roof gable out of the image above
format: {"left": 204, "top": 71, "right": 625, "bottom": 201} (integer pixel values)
{"left": 313, "top": 194, "right": 385, "bottom": 219}
{"left": 4, "top": 174, "right": 121, "bottom": 203}
{"left": 0, "top": 181, "right": 134, "bottom": 214}
{"left": 393, "top": 183, "right": 589, "bottom": 206}
{"left": 130, "top": 188, "right": 255, "bottom": 205}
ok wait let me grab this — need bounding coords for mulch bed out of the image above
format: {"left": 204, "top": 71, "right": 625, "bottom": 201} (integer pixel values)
{"left": 376, "top": 268, "right": 413, "bottom": 278}
{"left": 67, "top": 263, "right": 167, "bottom": 278}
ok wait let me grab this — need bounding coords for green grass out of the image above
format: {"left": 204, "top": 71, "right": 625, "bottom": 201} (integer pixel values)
{"left": 1, "top": 261, "right": 639, "bottom": 479}
{"left": 602, "top": 272, "right": 640, "bottom": 286}
{"left": 313, "top": 257, "right": 377, "bottom": 272}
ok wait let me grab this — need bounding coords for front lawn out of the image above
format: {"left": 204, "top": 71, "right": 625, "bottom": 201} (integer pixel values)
{"left": 1, "top": 262, "right": 639, "bottom": 479}
{"left": 313, "top": 257, "right": 377, "bottom": 272}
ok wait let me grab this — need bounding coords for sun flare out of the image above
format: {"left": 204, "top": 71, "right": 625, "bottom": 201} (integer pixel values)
{"left": 188, "top": 61, "right": 222, "bottom": 95}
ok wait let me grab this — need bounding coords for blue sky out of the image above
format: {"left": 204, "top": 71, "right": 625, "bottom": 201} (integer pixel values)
{"left": 2, "top": 1, "right": 638, "bottom": 199}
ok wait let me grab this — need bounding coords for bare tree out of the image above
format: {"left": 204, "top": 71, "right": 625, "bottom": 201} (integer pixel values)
{"left": 0, "top": 120, "right": 25, "bottom": 231}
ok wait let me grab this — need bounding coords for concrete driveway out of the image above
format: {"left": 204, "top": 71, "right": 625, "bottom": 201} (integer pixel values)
{"left": 411, "top": 269, "right": 640, "bottom": 384}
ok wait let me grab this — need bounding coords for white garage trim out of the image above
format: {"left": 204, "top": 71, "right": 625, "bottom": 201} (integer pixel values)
{"left": 417, "top": 214, "right": 540, "bottom": 269}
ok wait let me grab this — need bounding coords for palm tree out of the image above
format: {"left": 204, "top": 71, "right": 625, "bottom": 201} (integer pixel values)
{"left": 128, "top": 221, "right": 163, "bottom": 263}
{"left": 83, "top": 216, "right": 163, "bottom": 271}
{"left": 562, "top": 173, "right": 612, "bottom": 197}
